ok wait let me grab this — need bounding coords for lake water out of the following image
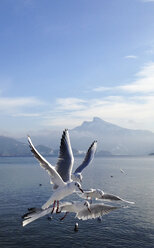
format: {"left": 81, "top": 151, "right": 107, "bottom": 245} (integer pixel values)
{"left": 0, "top": 156, "right": 154, "bottom": 248}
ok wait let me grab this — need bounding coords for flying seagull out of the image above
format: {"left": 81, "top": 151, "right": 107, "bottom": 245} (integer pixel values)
{"left": 27, "top": 136, "right": 84, "bottom": 212}
{"left": 78, "top": 188, "right": 135, "bottom": 204}
{"left": 28, "top": 129, "right": 97, "bottom": 186}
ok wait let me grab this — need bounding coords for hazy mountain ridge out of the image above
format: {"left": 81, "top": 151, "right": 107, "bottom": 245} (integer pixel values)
{"left": 0, "top": 117, "right": 154, "bottom": 156}
{"left": 0, "top": 136, "right": 100, "bottom": 157}
{"left": 70, "top": 117, "right": 154, "bottom": 155}
{"left": 0, "top": 136, "right": 30, "bottom": 157}
{"left": 73, "top": 117, "right": 152, "bottom": 136}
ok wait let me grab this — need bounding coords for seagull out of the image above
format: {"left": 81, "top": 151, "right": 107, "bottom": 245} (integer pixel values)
{"left": 120, "top": 168, "right": 127, "bottom": 174}
{"left": 57, "top": 201, "right": 122, "bottom": 221}
{"left": 27, "top": 136, "right": 84, "bottom": 212}
{"left": 28, "top": 130, "right": 97, "bottom": 186}
{"left": 55, "top": 129, "right": 97, "bottom": 183}
{"left": 78, "top": 188, "right": 135, "bottom": 204}
{"left": 28, "top": 129, "right": 97, "bottom": 186}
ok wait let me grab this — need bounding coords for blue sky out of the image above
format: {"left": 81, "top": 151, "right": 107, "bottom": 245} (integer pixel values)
{"left": 1, "top": 0, "right": 154, "bottom": 136}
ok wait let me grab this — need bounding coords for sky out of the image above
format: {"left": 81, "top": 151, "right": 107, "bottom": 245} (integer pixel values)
{"left": 1, "top": 0, "right": 154, "bottom": 137}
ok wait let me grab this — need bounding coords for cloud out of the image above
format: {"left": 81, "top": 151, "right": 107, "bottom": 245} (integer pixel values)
{"left": 2, "top": 62, "right": 154, "bottom": 133}
{"left": 44, "top": 62, "right": 154, "bottom": 131}
{"left": 119, "top": 62, "right": 154, "bottom": 93}
{"left": 142, "top": 0, "right": 154, "bottom": 2}
{"left": 42, "top": 94, "right": 154, "bottom": 131}
{"left": 42, "top": 116, "right": 83, "bottom": 128}
{"left": 12, "top": 113, "right": 41, "bottom": 117}
{"left": 71, "top": 95, "right": 153, "bottom": 119}
{"left": 56, "top": 97, "right": 86, "bottom": 111}
{"left": 0, "top": 96, "right": 44, "bottom": 114}
{"left": 93, "top": 86, "right": 112, "bottom": 92}
{"left": 93, "top": 62, "right": 154, "bottom": 94}
{"left": 124, "top": 55, "right": 137, "bottom": 59}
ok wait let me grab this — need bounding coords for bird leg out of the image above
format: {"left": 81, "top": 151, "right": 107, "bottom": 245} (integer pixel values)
{"left": 60, "top": 212, "right": 68, "bottom": 221}
{"left": 56, "top": 200, "right": 61, "bottom": 214}
{"left": 51, "top": 200, "right": 56, "bottom": 214}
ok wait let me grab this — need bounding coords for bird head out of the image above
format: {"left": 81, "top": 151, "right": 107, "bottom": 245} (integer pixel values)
{"left": 96, "top": 189, "right": 104, "bottom": 198}
{"left": 84, "top": 201, "right": 91, "bottom": 213}
{"left": 74, "top": 182, "right": 84, "bottom": 193}
{"left": 76, "top": 173, "right": 83, "bottom": 183}
{"left": 72, "top": 173, "right": 82, "bottom": 183}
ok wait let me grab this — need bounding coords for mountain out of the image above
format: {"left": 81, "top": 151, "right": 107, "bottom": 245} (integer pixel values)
{"left": 73, "top": 117, "right": 151, "bottom": 136}
{"left": 1, "top": 117, "right": 154, "bottom": 156}
{"left": 70, "top": 117, "right": 154, "bottom": 155}
{"left": 0, "top": 136, "right": 90, "bottom": 157}
{"left": 0, "top": 136, "right": 30, "bottom": 156}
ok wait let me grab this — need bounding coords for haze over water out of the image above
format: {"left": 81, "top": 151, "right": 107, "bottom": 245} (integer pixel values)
{"left": 0, "top": 156, "right": 154, "bottom": 248}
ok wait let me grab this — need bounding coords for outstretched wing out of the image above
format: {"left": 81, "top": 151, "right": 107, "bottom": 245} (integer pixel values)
{"left": 76, "top": 203, "right": 119, "bottom": 220}
{"left": 28, "top": 136, "right": 65, "bottom": 188}
{"left": 59, "top": 202, "right": 74, "bottom": 213}
{"left": 102, "top": 193, "right": 135, "bottom": 204}
{"left": 74, "top": 141, "right": 97, "bottom": 174}
{"left": 55, "top": 129, "right": 74, "bottom": 182}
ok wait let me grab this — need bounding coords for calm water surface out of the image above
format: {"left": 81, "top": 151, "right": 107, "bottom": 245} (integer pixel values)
{"left": 0, "top": 156, "right": 154, "bottom": 248}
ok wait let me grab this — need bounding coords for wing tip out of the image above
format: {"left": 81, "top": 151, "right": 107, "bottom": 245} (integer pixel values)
{"left": 89, "top": 140, "right": 97, "bottom": 150}
{"left": 61, "top": 129, "right": 69, "bottom": 142}
{"left": 63, "top": 129, "right": 69, "bottom": 135}
{"left": 27, "top": 135, "right": 31, "bottom": 142}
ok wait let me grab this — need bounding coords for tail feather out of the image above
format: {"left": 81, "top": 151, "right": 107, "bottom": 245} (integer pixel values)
{"left": 22, "top": 208, "right": 42, "bottom": 219}
{"left": 22, "top": 208, "right": 52, "bottom": 227}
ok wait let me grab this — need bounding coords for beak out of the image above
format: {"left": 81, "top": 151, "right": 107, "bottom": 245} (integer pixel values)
{"left": 88, "top": 207, "right": 91, "bottom": 213}
{"left": 79, "top": 187, "right": 84, "bottom": 193}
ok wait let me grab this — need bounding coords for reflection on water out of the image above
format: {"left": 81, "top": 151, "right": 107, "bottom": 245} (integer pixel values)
{"left": 0, "top": 156, "right": 154, "bottom": 248}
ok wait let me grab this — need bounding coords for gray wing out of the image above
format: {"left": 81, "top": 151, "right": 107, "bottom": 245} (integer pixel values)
{"left": 59, "top": 202, "right": 74, "bottom": 213}
{"left": 55, "top": 129, "right": 74, "bottom": 182}
{"left": 76, "top": 203, "right": 119, "bottom": 220}
{"left": 74, "top": 141, "right": 97, "bottom": 174}
{"left": 102, "top": 193, "right": 135, "bottom": 204}
{"left": 28, "top": 136, "right": 65, "bottom": 188}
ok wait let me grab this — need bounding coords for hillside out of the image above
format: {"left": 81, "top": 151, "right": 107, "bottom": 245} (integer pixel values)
{"left": 70, "top": 117, "right": 154, "bottom": 155}
{"left": 0, "top": 136, "right": 101, "bottom": 157}
{"left": 1, "top": 117, "right": 154, "bottom": 156}
{"left": 0, "top": 136, "right": 30, "bottom": 156}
